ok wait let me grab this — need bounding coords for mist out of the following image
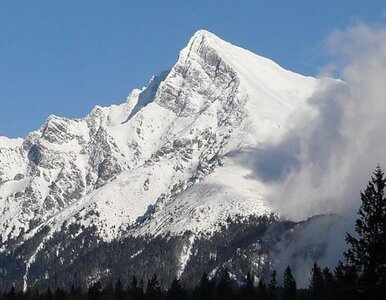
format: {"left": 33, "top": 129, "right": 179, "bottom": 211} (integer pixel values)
{"left": 246, "top": 22, "right": 386, "bottom": 285}
{"left": 255, "top": 22, "right": 386, "bottom": 221}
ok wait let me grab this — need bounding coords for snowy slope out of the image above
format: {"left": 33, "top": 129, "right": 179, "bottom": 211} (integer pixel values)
{"left": 0, "top": 30, "right": 325, "bottom": 244}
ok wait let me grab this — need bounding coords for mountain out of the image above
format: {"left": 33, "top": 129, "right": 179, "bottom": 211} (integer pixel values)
{"left": 0, "top": 30, "right": 345, "bottom": 290}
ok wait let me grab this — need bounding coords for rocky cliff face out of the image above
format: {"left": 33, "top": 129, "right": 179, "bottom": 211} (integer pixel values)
{"left": 0, "top": 30, "right": 343, "bottom": 290}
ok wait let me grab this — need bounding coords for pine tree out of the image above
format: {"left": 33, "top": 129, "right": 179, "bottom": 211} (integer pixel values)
{"left": 100, "top": 281, "right": 114, "bottom": 300}
{"left": 345, "top": 165, "right": 386, "bottom": 296}
{"left": 334, "top": 261, "right": 358, "bottom": 300}
{"left": 115, "top": 278, "right": 125, "bottom": 300}
{"left": 145, "top": 274, "right": 162, "bottom": 300}
{"left": 309, "top": 262, "right": 324, "bottom": 299}
{"left": 88, "top": 281, "right": 102, "bottom": 300}
{"left": 128, "top": 276, "right": 144, "bottom": 300}
{"left": 69, "top": 285, "right": 83, "bottom": 300}
{"left": 166, "top": 278, "right": 185, "bottom": 300}
{"left": 25, "top": 285, "right": 40, "bottom": 300}
{"left": 101, "top": 281, "right": 114, "bottom": 300}
{"left": 257, "top": 278, "right": 268, "bottom": 300}
{"left": 240, "top": 272, "right": 255, "bottom": 300}
{"left": 194, "top": 272, "right": 212, "bottom": 300}
{"left": 6, "top": 286, "right": 16, "bottom": 300}
{"left": 53, "top": 287, "right": 67, "bottom": 300}
{"left": 45, "top": 287, "right": 54, "bottom": 300}
{"left": 283, "top": 266, "right": 297, "bottom": 300}
{"left": 138, "top": 279, "right": 145, "bottom": 300}
{"left": 214, "top": 268, "right": 233, "bottom": 300}
{"left": 322, "top": 267, "right": 335, "bottom": 299}
{"left": 267, "top": 270, "right": 278, "bottom": 300}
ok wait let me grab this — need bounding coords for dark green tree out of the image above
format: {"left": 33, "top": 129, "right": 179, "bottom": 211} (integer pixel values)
{"left": 334, "top": 261, "right": 359, "bottom": 300}
{"left": 69, "top": 285, "right": 83, "bottom": 300}
{"left": 283, "top": 266, "right": 297, "bottom": 300}
{"left": 257, "top": 278, "right": 268, "bottom": 300}
{"left": 145, "top": 274, "right": 162, "bottom": 300}
{"left": 138, "top": 279, "right": 145, "bottom": 300}
{"left": 101, "top": 281, "right": 114, "bottom": 300}
{"left": 44, "top": 287, "right": 53, "bottom": 300}
{"left": 309, "top": 262, "right": 324, "bottom": 299}
{"left": 24, "top": 285, "right": 40, "bottom": 300}
{"left": 322, "top": 267, "right": 336, "bottom": 299}
{"left": 128, "top": 276, "right": 144, "bottom": 300}
{"left": 115, "top": 278, "right": 125, "bottom": 300}
{"left": 214, "top": 268, "right": 233, "bottom": 300}
{"left": 166, "top": 278, "right": 185, "bottom": 300}
{"left": 267, "top": 270, "right": 278, "bottom": 300}
{"left": 88, "top": 281, "right": 102, "bottom": 300}
{"left": 240, "top": 272, "right": 255, "bottom": 300}
{"left": 194, "top": 273, "right": 213, "bottom": 300}
{"left": 6, "top": 286, "right": 16, "bottom": 300}
{"left": 53, "top": 287, "right": 67, "bottom": 300}
{"left": 345, "top": 165, "right": 386, "bottom": 296}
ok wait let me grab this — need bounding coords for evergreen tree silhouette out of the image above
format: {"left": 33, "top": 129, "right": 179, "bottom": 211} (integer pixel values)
{"left": 194, "top": 272, "right": 213, "bottom": 300}
{"left": 115, "top": 278, "right": 125, "bottom": 300}
{"left": 309, "top": 262, "right": 324, "bottom": 299}
{"left": 53, "top": 287, "right": 67, "bottom": 300}
{"left": 145, "top": 274, "right": 162, "bottom": 300}
{"left": 69, "top": 284, "right": 83, "bottom": 300}
{"left": 214, "top": 268, "right": 233, "bottom": 300}
{"left": 283, "top": 266, "right": 297, "bottom": 300}
{"left": 101, "top": 281, "right": 114, "bottom": 300}
{"left": 128, "top": 276, "right": 144, "bottom": 300}
{"left": 322, "top": 267, "right": 336, "bottom": 299}
{"left": 88, "top": 281, "right": 102, "bottom": 300}
{"left": 267, "top": 270, "right": 278, "bottom": 300}
{"left": 240, "top": 272, "right": 255, "bottom": 300}
{"left": 45, "top": 287, "right": 54, "bottom": 300}
{"left": 334, "top": 261, "right": 359, "bottom": 300}
{"left": 138, "top": 279, "right": 145, "bottom": 300}
{"left": 345, "top": 165, "right": 386, "bottom": 296}
{"left": 25, "top": 285, "right": 40, "bottom": 300}
{"left": 6, "top": 286, "right": 16, "bottom": 300}
{"left": 166, "top": 277, "right": 185, "bottom": 300}
{"left": 257, "top": 278, "right": 268, "bottom": 300}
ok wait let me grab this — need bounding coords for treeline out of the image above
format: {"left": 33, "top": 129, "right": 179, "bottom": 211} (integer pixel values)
{"left": 0, "top": 263, "right": 369, "bottom": 300}
{"left": 1, "top": 165, "right": 386, "bottom": 300}
{"left": 0, "top": 263, "right": 363, "bottom": 300}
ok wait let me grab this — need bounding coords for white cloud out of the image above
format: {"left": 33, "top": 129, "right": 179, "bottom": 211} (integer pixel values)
{"left": 240, "top": 22, "right": 386, "bottom": 284}
{"left": 262, "top": 22, "right": 386, "bottom": 221}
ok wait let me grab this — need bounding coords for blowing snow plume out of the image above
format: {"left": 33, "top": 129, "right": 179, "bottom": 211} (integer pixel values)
{"left": 253, "top": 23, "right": 386, "bottom": 285}
{"left": 255, "top": 23, "right": 386, "bottom": 221}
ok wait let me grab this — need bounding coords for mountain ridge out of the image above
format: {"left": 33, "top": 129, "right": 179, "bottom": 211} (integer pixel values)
{"left": 0, "top": 29, "right": 327, "bottom": 242}
{"left": 0, "top": 29, "right": 348, "bottom": 291}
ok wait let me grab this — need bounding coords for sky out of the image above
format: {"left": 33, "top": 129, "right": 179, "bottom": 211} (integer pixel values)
{"left": 0, "top": 1, "right": 385, "bottom": 138}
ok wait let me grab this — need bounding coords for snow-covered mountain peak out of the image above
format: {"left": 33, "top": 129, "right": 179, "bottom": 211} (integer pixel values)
{"left": 181, "top": 29, "right": 223, "bottom": 57}
{"left": 0, "top": 31, "right": 349, "bottom": 291}
{"left": 189, "top": 29, "right": 216, "bottom": 40}
{"left": 180, "top": 29, "right": 306, "bottom": 84}
{"left": 0, "top": 30, "right": 332, "bottom": 243}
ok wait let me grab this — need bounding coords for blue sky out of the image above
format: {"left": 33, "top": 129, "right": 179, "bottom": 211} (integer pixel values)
{"left": 1, "top": 1, "right": 385, "bottom": 138}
